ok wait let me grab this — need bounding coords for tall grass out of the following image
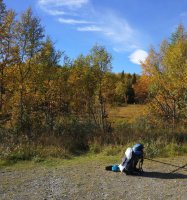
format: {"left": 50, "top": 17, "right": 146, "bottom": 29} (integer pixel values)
{"left": 0, "top": 105, "right": 187, "bottom": 163}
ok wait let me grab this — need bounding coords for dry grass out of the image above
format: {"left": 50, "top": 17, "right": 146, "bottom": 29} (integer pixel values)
{"left": 108, "top": 104, "right": 147, "bottom": 122}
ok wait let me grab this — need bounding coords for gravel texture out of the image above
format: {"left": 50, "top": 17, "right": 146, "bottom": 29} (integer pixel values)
{"left": 0, "top": 156, "right": 187, "bottom": 200}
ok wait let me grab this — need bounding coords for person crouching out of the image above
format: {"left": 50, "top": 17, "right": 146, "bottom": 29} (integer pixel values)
{"left": 119, "top": 143, "right": 144, "bottom": 175}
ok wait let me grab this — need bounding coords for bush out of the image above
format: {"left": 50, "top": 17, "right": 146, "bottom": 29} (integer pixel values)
{"left": 89, "top": 137, "right": 103, "bottom": 154}
{"left": 6, "top": 145, "right": 36, "bottom": 162}
{"left": 0, "top": 113, "right": 187, "bottom": 162}
{"left": 102, "top": 145, "right": 123, "bottom": 156}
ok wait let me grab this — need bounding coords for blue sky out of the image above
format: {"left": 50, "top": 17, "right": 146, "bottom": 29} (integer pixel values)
{"left": 4, "top": 0, "right": 187, "bottom": 74}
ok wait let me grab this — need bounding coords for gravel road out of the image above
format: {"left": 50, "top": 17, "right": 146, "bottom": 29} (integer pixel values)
{"left": 0, "top": 156, "right": 187, "bottom": 200}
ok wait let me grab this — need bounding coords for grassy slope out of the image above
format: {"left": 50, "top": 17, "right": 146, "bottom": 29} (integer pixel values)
{"left": 108, "top": 104, "right": 147, "bottom": 122}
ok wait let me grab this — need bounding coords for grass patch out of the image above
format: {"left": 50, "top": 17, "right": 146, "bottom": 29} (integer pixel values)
{"left": 108, "top": 104, "right": 146, "bottom": 123}
{"left": 1, "top": 141, "right": 187, "bottom": 169}
{"left": 0, "top": 145, "right": 72, "bottom": 167}
{"left": 0, "top": 152, "right": 120, "bottom": 170}
{"left": 1, "top": 144, "right": 187, "bottom": 170}
{"left": 161, "top": 143, "right": 187, "bottom": 157}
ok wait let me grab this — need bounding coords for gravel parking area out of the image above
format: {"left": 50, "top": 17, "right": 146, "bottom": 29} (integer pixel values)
{"left": 0, "top": 156, "right": 187, "bottom": 200}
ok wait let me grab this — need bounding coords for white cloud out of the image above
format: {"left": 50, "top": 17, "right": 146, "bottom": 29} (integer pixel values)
{"left": 37, "top": 0, "right": 145, "bottom": 52}
{"left": 38, "top": 0, "right": 89, "bottom": 9}
{"left": 38, "top": 0, "right": 89, "bottom": 16}
{"left": 129, "top": 49, "right": 148, "bottom": 65}
{"left": 43, "top": 9, "right": 66, "bottom": 16}
{"left": 77, "top": 25, "right": 102, "bottom": 32}
{"left": 58, "top": 18, "right": 91, "bottom": 24}
{"left": 77, "top": 12, "right": 140, "bottom": 51}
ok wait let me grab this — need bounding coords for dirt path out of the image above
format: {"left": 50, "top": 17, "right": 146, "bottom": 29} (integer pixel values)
{"left": 0, "top": 156, "right": 187, "bottom": 200}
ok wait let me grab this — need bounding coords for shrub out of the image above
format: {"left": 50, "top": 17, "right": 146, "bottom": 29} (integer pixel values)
{"left": 102, "top": 145, "right": 123, "bottom": 156}
{"left": 6, "top": 145, "right": 36, "bottom": 162}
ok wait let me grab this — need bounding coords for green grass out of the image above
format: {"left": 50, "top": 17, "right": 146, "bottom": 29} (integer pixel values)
{"left": 0, "top": 144, "right": 128, "bottom": 169}
{"left": 1, "top": 143, "right": 187, "bottom": 170}
{"left": 0, "top": 152, "right": 121, "bottom": 170}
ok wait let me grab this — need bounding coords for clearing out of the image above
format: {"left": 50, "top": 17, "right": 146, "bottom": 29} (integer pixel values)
{"left": 108, "top": 104, "right": 146, "bottom": 122}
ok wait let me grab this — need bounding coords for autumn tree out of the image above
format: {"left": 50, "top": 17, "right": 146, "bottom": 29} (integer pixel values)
{"left": 134, "top": 75, "right": 149, "bottom": 103}
{"left": 142, "top": 24, "right": 187, "bottom": 126}
{"left": 69, "top": 55, "right": 98, "bottom": 122}
{"left": 102, "top": 72, "right": 118, "bottom": 105}
{"left": 90, "top": 45, "right": 112, "bottom": 132}
{"left": 12, "top": 8, "right": 44, "bottom": 133}
{"left": 0, "top": 1, "right": 16, "bottom": 113}
{"left": 114, "top": 72, "right": 136, "bottom": 104}
{"left": 29, "top": 37, "right": 62, "bottom": 134}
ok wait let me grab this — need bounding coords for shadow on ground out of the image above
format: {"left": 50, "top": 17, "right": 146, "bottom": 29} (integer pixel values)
{"left": 142, "top": 171, "right": 187, "bottom": 179}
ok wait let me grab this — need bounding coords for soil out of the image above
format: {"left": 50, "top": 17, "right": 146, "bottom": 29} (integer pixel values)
{"left": 0, "top": 156, "right": 187, "bottom": 200}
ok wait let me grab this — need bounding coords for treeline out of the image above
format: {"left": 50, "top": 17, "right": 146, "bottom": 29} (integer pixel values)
{"left": 0, "top": 2, "right": 145, "bottom": 130}
{"left": 0, "top": 1, "right": 147, "bottom": 152}
{"left": 0, "top": 0, "right": 187, "bottom": 158}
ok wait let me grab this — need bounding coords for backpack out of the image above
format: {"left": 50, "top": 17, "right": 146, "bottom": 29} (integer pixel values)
{"left": 121, "top": 144, "right": 144, "bottom": 173}
{"left": 125, "top": 147, "right": 133, "bottom": 159}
